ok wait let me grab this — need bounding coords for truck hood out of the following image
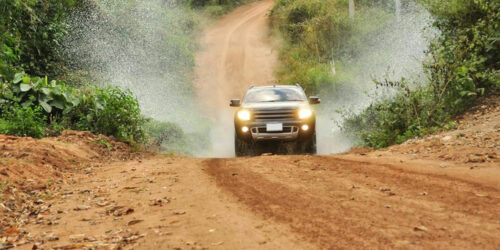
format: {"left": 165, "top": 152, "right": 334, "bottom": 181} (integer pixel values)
{"left": 242, "top": 101, "right": 308, "bottom": 110}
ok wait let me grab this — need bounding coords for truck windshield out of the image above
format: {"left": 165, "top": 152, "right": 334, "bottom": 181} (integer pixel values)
{"left": 244, "top": 88, "right": 307, "bottom": 103}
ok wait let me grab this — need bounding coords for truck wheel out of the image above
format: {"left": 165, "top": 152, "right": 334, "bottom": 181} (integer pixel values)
{"left": 306, "top": 133, "right": 317, "bottom": 155}
{"left": 235, "top": 134, "right": 255, "bottom": 157}
{"left": 299, "top": 133, "right": 317, "bottom": 155}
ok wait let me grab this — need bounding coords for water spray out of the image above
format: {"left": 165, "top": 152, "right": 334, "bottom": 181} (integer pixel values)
{"left": 317, "top": 0, "right": 435, "bottom": 154}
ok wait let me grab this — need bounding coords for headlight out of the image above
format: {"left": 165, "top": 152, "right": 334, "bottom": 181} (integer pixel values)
{"left": 237, "top": 110, "right": 251, "bottom": 121}
{"left": 299, "top": 108, "right": 312, "bottom": 119}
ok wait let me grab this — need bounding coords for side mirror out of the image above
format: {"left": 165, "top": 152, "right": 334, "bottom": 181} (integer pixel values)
{"left": 309, "top": 96, "right": 321, "bottom": 105}
{"left": 230, "top": 99, "right": 241, "bottom": 107}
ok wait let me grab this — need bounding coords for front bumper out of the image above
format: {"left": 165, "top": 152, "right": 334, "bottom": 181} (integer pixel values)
{"left": 236, "top": 120, "right": 315, "bottom": 142}
{"left": 250, "top": 125, "right": 300, "bottom": 141}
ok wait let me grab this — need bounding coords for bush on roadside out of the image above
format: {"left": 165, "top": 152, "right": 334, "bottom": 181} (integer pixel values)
{"left": 343, "top": 0, "right": 499, "bottom": 148}
{"left": 0, "top": 105, "right": 46, "bottom": 138}
{"left": 0, "top": 0, "right": 79, "bottom": 78}
{"left": 270, "top": 0, "right": 392, "bottom": 93}
{"left": 67, "top": 86, "right": 146, "bottom": 143}
{"left": 272, "top": 0, "right": 498, "bottom": 148}
{"left": 144, "top": 120, "right": 187, "bottom": 152}
{"left": 0, "top": 73, "right": 146, "bottom": 142}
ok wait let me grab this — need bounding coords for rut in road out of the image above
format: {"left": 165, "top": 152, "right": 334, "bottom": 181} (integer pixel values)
{"left": 205, "top": 156, "right": 500, "bottom": 250}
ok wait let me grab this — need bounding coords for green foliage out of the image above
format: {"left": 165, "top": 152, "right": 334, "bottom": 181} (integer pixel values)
{"left": 270, "top": 0, "right": 392, "bottom": 93}
{"left": 0, "top": 0, "right": 79, "bottom": 78}
{"left": 145, "top": 120, "right": 187, "bottom": 152}
{"left": 144, "top": 120, "right": 211, "bottom": 155}
{"left": 0, "top": 73, "right": 146, "bottom": 142}
{"left": 0, "top": 72, "right": 79, "bottom": 115}
{"left": 273, "top": 0, "right": 498, "bottom": 148}
{"left": 344, "top": 0, "right": 499, "bottom": 148}
{"left": 69, "top": 86, "right": 146, "bottom": 143}
{"left": 0, "top": 105, "right": 46, "bottom": 138}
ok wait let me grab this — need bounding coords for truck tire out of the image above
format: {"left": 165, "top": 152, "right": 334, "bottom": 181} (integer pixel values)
{"left": 235, "top": 134, "right": 255, "bottom": 157}
{"left": 298, "top": 132, "right": 317, "bottom": 155}
{"left": 306, "top": 132, "right": 317, "bottom": 154}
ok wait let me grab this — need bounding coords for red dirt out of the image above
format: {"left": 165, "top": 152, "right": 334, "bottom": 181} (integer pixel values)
{"left": 1, "top": 96, "right": 497, "bottom": 249}
{"left": 0, "top": 130, "right": 148, "bottom": 191}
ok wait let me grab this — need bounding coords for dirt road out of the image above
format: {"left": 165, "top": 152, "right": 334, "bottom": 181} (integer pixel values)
{"left": 3, "top": 97, "right": 499, "bottom": 249}
{"left": 2, "top": 1, "right": 500, "bottom": 249}
{"left": 194, "top": 0, "right": 277, "bottom": 157}
{"left": 195, "top": 0, "right": 277, "bottom": 113}
{"left": 10, "top": 133, "right": 500, "bottom": 249}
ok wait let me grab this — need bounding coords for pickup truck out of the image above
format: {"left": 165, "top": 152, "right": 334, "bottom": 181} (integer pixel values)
{"left": 230, "top": 85, "right": 320, "bottom": 156}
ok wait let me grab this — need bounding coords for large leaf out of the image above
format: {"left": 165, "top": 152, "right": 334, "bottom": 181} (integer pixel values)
{"left": 39, "top": 94, "right": 54, "bottom": 104}
{"left": 20, "top": 84, "right": 32, "bottom": 92}
{"left": 50, "top": 99, "right": 65, "bottom": 109}
{"left": 13, "top": 73, "right": 23, "bottom": 84}
{"left": 71, "top": 97, "right": 80, "bottom": 107}
{"left": 52, "top": 85, "right": 62, "bottom": 95}
{"left": 21, "top": 100, "right": 33, "bottom": 107}
{"left": 63, "top": 106, "right": 73, "bottom": 115}
{"left": 41, "top": 87, "right": 51, "bottom": 96}
{"left": 22, "top": 75, "right": 31, "bottom": 84}
{"left": 39, "top": 101, "right": 52, "bottom": 113}
{"left": 32, "top": 78, "right": 41, "bottom": 88}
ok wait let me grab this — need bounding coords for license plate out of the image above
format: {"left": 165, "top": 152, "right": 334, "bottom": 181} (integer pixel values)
{"left": 266, "top": 123, "right": 283, "bottom": 132}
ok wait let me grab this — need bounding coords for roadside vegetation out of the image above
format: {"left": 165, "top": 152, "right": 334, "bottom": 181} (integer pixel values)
{"left": 271, "top": 0, "right": 499, "bottom": 148}
{"left": 0, "top": 0, "right": 248, "bottom": 154}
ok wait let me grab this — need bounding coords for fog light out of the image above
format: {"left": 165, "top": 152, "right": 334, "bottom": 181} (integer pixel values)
{"left": 242, "top": 126, "right": 249, "bottom": 133}
{"left": 301, "top": 125, "right": 309, "bottom": 131}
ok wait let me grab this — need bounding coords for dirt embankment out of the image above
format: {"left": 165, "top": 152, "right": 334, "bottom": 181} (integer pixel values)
{"left": 0, "top": 130, "right": 148, "bottom": 191}
{"left": 0, "top": 130, "right": 151, "bottom": 245}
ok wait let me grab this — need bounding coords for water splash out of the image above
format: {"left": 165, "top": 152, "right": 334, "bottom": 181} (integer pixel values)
{"left": 63, "top": 0, "right": 214, "bottom": 155}
{"left": 317, "top": 0, "right": 436, "bottom": 154}
{"left": 64, "top": 0, "right": 206, "bottom": 131}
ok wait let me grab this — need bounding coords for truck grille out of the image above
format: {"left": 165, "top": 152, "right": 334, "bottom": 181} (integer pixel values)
{"left": 253, "top": 126, "right": 298, "bottom": 134}
{"left": 252, "top": 108, "right": 297, "bottom": 121}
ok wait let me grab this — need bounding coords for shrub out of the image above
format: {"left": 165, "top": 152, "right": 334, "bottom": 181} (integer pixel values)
{"left": 0, "top": 105, "right": 46, "bottom": 138}
{"left": 145, "top": 120, "right": 188, "bottom": 152}
{"left": 0, "top": 72, "right": 79, "bottom": 115}
{"left": 145, "top": 120, "right": 185, "bottom": 146}
{"left": 69, "top": 86, "right": 146, "bottom": 143}
{"left": 0, "top": 73, "right": 146, "bottom": 143}
{"left": 0, "top": 0, "right": 79, "bottom": 78}
{"left": 344, "top": 0, "right": 499, "bottom": 148}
